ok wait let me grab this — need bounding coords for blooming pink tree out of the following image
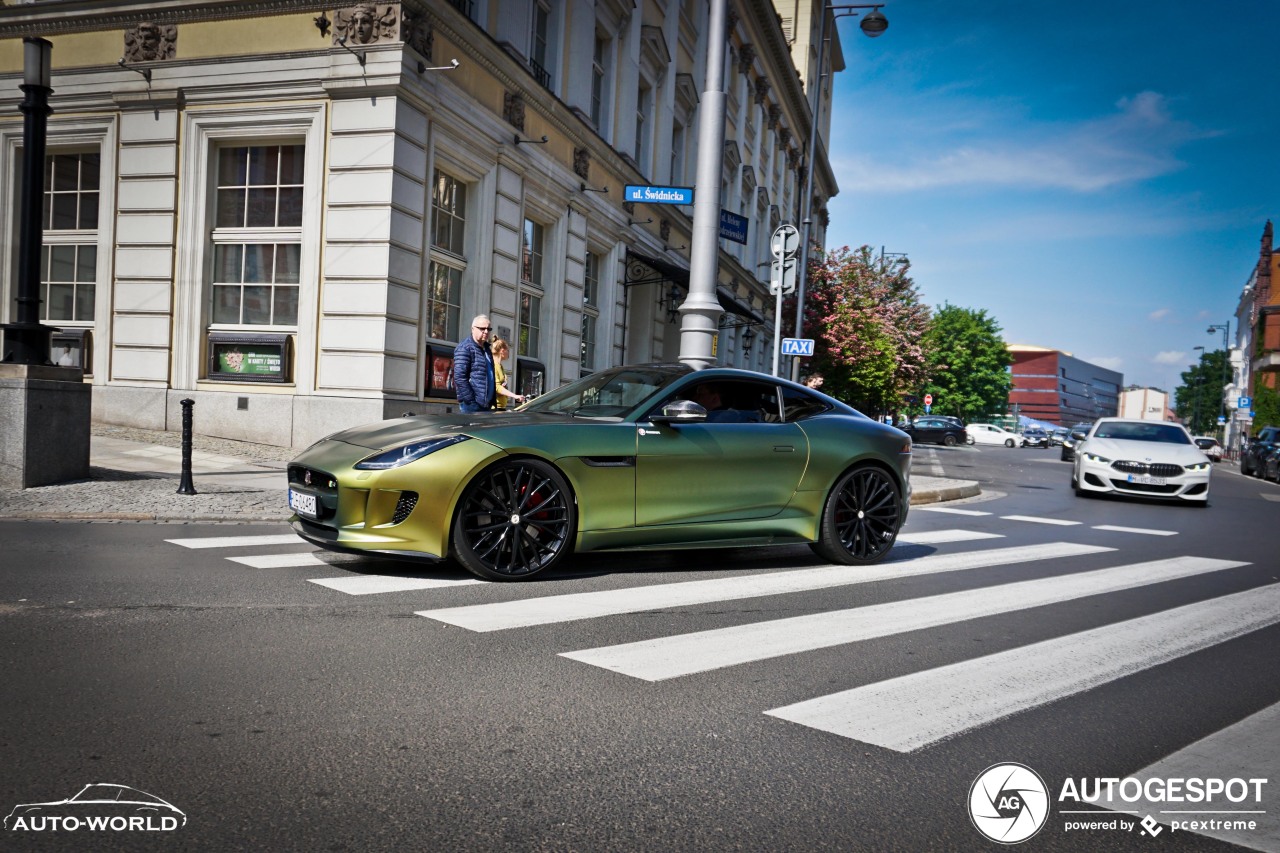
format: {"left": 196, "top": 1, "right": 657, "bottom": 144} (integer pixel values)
{"left": 796, "top": 245, "right": 932, "bottom": 417}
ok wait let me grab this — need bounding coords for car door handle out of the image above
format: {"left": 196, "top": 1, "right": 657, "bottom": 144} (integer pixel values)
{"left": 773, "top": 445, "right": 794, "bottom": 452}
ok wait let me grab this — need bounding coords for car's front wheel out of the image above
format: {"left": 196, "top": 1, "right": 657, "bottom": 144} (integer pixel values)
{"left": 810, "top": 466, "right": 902, "bottom": 565}
{"left": 1006, "top": 438, "right": 1016, "bottom": 448}
{"left": 452, "top": 458, "right": 576, "bottom": 581}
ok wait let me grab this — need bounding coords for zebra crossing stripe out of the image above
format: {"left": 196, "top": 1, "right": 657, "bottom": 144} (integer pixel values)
{"left": 417, "top": 542, "right": 1112, "bottom": 632}
{"left": 916, "top": 507, "right": 991, "bottom": 516}
{"left": 896, "top": 529, "right": 1003, "bottom": 545}
{"left": 1001, "top": 515, "right": 1082, "bottom": 526}
{"left": 1092, "top": 525, "right": 1178, "bottom": 536}
{"left": 166, "top": 534, "right": 301, "bottom": 549}
{"left": 562, "top": 557, "right": 1247, "bottom": 681}
{"left": 1095, "top": 701, "right": 1280, "bottom": 850}
{"left": 765, "top": 580, "right": 1280, "bottom": 753}
{"left": 228, "top": 552, "right": 367, "bottom": 568}
{"left": 309, "top": 575, "right": 483, "bottom": 594}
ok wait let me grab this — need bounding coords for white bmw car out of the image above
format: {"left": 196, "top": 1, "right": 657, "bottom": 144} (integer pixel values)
{"left": 965, "top": 422, "right": 1020, "bottom": 447}
{"left": 1072, "top": 418, "right": 1212, "bottom": 504}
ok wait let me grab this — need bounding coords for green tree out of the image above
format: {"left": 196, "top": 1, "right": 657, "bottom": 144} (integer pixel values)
{"left": 1174, "top": 349, "right": 1228, "bottom": 435}
{"left": 1250, "top": 379, "right": 1280, "bottom": 434}
{"left": 800, "top": 246, "right": 931, "bottom": 417}
{"left": 920, "top": 304, "right": 1013, "bottom": 421}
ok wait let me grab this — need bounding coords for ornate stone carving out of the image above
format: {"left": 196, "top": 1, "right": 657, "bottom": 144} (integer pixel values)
{"left": 623, "top": 202, "right": 635, "bottom": 216}
{"left": 124, "top": 22, "right": 176, "bottom": 62}
{"left": 726, "top": 9, "right": 739, "bottom": 33}
{"left": 503, "top": 91, "right": 526, "bottom": 132}
{"left": 754, "top": 76, "right": 771, "bottom": 105}
{"left": 660, "top": 219, "right": 671, "bottom": 241}
{"left": 778, "top": 128, "right": 791, "bottom": 148}
{"left": 401, "top": 6, "right": 432, "bottom": 59}
{"left": 333, "top": 2, "right": 397, "bottom": 45}
{"left": 767, "top": 105, "right": 781, "bottom": 130}
{"left": 737, "top": 44, "right": 755, "bottom": 75}
{"left": 573, "top": 147, "right": 590, "bottom": 180}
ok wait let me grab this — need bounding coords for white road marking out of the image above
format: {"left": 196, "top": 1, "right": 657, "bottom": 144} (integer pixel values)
{"left": 1096, "top": 701, "right": 1280, "bottom": 850}
{"left": 895, "top": 529, "right": 1003, "bottom": 545}
{"left": 228, "top": 552, "right": 368, "bottom": 568}
{"left": 562, "top": 557, "right": 1247, "bottom": 681}
{"left": 1001, "top": 515, "right": 1082, "bottom": 526}
{"left": 914, "top": 507, "right": 992, "bottom": 516}
{"left": 309, "top": 575, "right": 482, "bottom": 594}
{"left": 766, "top": 580, "right": 1278, "bottom": 752}
{"left": 417, "top": 542, "right": 1112, "bottom": 632}
{"left": 166, "top": 534, "right": 302, "bottom": 549}
{"left": 1092, "top": 525, "right": 1178, "bottom": 536}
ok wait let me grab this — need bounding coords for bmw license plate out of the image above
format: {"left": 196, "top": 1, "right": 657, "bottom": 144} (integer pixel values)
{"left": 289, "top": 489, "right": 318, "bottom": 518}
{"left": 1128, "top": 475, "right": 1166, "bottom": 486}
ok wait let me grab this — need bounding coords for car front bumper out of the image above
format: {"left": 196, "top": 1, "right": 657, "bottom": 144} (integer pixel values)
{"left": 1076, "top": 456, "right": 1210, "bottom": 501}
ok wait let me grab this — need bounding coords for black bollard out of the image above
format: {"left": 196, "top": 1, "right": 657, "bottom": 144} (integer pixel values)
{"left": 176, "top": 398, "right": 197, "bottom": 495}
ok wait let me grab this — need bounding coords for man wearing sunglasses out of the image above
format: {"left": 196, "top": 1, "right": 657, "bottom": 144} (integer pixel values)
{"left": 452, "top": 314, "right": 496, "bottom": 414}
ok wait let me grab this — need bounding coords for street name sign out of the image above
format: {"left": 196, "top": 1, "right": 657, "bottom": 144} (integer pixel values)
{"left": 780, "top": 337, "right": 814, "bottom": 357}
{"left": 719, "top": 209, "right": 749, "bottom": 244}
{"left": 624, "top": 184, "right": 694, "bottom": 205}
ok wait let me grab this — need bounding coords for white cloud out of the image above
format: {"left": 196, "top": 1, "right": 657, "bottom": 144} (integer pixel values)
{"left": 1148, "top": 308, "right": 1171, "bottom": 321}
{"left": 1153, "top": 350, "right": 1186, "bottom": 365}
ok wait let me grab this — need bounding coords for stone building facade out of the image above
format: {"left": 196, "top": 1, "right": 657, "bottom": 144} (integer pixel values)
{"left": 0, "top": 0, "right": 839, "bottom": 448}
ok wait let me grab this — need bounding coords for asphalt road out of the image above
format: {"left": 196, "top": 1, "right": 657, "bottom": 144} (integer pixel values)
{"left": 2, "top": 447, "right": 1278, "bottom": 852}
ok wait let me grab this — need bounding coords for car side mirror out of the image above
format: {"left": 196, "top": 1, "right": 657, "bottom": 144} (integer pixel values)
{"left": 650, "top": 399, "right": 708, "bottom": 425}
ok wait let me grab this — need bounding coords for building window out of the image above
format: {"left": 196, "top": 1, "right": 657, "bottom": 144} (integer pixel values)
{"left": 591, "top": 34, "right": 608, "bottom": 128}
{"left": 209, "top": 144, "right": 303, "bottom": 327}
{"left": 635, "top": 82, "right": 651, "bottom": 171}
{"left": 40, "top": 152, "right": 99, "bottom": 322}
{"left": 582, "top": 250, "right": 600, "bottom": 375}
{"left": 428, "top": 170, "right": 467, "bottom": 342}
{"left": 520, "top": 218, "right": 545, "bottom": 357}
{"left": 530, "top": 0, "right": 553, "bottom": 89}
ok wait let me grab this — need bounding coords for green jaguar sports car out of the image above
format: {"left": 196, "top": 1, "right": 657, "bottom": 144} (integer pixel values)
{"left": 287, "top": 364, "right": 912, "bottom": 581}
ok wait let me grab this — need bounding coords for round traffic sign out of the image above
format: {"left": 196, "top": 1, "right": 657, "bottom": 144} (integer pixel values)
{"left": 924, "top": 394, "right": 933, "bottom": 406}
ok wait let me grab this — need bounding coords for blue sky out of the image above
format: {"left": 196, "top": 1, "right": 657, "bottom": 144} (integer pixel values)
{"left": 824, "top": 0, "right": 1276, "bottom": 393}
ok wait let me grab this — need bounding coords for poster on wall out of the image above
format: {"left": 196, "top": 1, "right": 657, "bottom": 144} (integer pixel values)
{"left": 426, "top": 346, "right": 457, "bottom": 399}
{"left": 207, "top": 333, "right": 291, "bottom": 382}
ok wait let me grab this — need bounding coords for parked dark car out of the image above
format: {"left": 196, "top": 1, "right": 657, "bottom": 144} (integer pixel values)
{"left": 1240, "top": 426, "right": 1280, "bottom": 477}
{"left": 1059, "top": 424, "right": 1092, "bottom": 461}
{"left": 1021, "top": 427, "right": 1051, "bottom": 448}
{"left": 1262, "top": 445, "right": 1280, "bottom": 483}
{"left": 903, "top": 416, "right": 968, "bottom": 447}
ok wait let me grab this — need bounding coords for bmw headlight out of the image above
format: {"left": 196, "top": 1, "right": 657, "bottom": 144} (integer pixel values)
{"left": 1185, "top": 462, "right": 1210, "bottom": 472}
{"left": 355, "top": 435, "right": 470, "bottom": 470}
{"left": 1082, "top": 452, "right": 1111, "bottom": 464}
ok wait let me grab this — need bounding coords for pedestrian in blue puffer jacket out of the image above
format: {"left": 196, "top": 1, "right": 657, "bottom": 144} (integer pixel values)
{"left": 453, "top": 314, "right": 496, "bottom": 413}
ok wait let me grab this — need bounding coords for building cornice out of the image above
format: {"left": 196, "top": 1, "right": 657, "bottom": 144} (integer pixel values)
{"left": 0, "top": 0, "right": 334, "bottom": 37}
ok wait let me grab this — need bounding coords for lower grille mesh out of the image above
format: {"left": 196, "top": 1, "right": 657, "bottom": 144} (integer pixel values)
{"left": 392, "top": 492, "right": 419, "bottom": 525}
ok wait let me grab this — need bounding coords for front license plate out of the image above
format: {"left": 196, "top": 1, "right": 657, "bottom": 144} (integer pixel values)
{"left": 289, "top": 489, "right": 318, "bottom": 517}
{"left": 1128, "top": 475, "right": 1166, "bottom": 486}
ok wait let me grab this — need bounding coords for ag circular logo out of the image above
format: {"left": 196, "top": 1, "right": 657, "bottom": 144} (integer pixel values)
{"left": 968, "top": 763, "right": 1050, "bottom": 844}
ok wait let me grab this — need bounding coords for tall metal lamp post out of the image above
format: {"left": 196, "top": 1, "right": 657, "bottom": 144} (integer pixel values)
{"left": 790, "top": 4, "right": 888, "bottom": 381}
{"left": 1207, "top": 322, "right": 1230, "bottom": 438}
{"left": 2, "top": 38, "right": 55, "bottom": 365}
{"left": 1191, "top": 344, "right": 1204, "bottom": 433}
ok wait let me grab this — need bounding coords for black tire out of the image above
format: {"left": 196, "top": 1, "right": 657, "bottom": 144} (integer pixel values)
{"left": 1006, "top": 439, "right": 1016, "bottom": 448}
{"left": 809, "top": 466, "right": 903, "bottom": 565}
{"left": 943, "top": 434, "right": 958, "bottom": 447}
{"left": 452, "top": 458, "right": 576, "bottom": 581}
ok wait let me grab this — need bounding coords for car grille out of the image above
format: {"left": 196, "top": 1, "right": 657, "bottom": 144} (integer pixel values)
{"left": 1110, "top": 479, "right": 1180, "bottom": 494}
{"left": 1112, "top": 460, "right": 1183, "bottom": 478}
{"left": 391, "top": 492, "right": 419, "bottom": 525}
{"left": 288, "top": 465, "right": 339, "bottom": 524}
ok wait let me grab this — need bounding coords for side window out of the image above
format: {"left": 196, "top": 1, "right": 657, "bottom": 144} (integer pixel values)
{"left": 780, "top": 386, "right": 832, "bottom": 422}
{"left": 656, "top": 379, "right": 779, "bottom": 423}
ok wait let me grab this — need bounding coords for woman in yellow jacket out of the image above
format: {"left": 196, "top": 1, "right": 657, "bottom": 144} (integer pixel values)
{"left": 489, "top": 337, "right": 526, "bottom": 410}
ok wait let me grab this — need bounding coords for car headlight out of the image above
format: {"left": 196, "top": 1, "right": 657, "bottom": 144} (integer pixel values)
{"left": 1082, "top": 452, "right": 1111, "bottom": 464}
{"left": 354, "top": 435, "right": 470, "bottom": 470}
{"left": 1185, "top": 462, "right": 1210, "bottom": 472}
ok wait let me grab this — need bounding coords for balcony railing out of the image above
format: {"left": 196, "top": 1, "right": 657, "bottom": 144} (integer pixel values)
{"left": 447, "top": 0, "right": 474, "bottom": 20}
{"left": 529, "top": 58, "right": 552, "bottom": 91}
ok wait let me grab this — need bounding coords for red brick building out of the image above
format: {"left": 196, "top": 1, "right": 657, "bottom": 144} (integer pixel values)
{"left": 1008, "top": 345, "right": 1122, "bottom": 426}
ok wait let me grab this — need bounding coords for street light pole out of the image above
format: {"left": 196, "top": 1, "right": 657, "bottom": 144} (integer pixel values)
{"left": 790, "top": 3, "right": 887, "bottom": 382}
{"left": 1207, "top": 323, "right": 1230, "bottom": 438}
{"left": 1191, "top": 345, "right": 1204, "bottom": 433}
{"left": 2, "top": 38, "right": 55, "bottom": 365}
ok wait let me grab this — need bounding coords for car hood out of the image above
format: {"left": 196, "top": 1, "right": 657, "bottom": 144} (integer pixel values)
{"left": 316, "top": 411, "right": 591, "bottom": 451}
{"left": 1080, "top": 437, "right": 1208, "bottom": 464}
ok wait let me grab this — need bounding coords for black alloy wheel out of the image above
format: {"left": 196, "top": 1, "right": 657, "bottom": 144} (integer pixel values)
{"left": 811, "top": 466, "right": 902, "bottom": 565}
{"left": 943, "top": 433, "right": 958, "bottom": 447}
{"left": 452, "top": 459, "right": 576, "bottom": 581}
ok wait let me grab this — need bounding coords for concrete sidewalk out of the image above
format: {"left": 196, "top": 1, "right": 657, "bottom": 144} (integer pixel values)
{"left": 0, "top": 425, "right": 978, "bottom": 522}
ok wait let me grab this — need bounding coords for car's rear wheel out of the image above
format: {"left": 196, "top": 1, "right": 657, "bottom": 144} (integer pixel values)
{"left": 943, "top": 434, "right": 958, "bottom": 447}
{"left": 810, "top": 466, "right": 902, "bottom": 565}
{"left": 452, "top": 458, "right": 576, "bottom": 581}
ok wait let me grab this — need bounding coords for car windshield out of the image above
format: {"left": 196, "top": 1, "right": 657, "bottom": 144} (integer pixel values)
{"left": 520, "top": 365, "right": 689, "bottom": 418}
{"left": 1194, "top": 438, "right": 1218, "bottom": 449}
{"left": 1094, "top": 422, "right": 1192, "bottom": 444}
{"left": 72, "top": 785, "right": 125, "bottom": 802}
